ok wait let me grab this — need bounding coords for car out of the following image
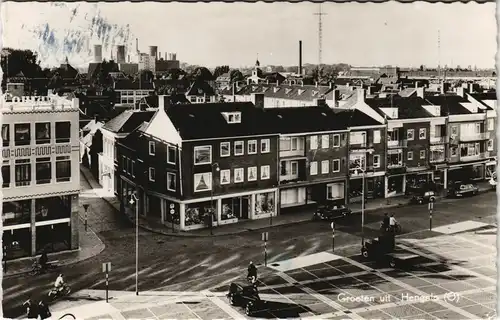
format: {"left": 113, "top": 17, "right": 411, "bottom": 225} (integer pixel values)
{"left": 409, "top": 189, "right": 436, "bottom": 205}
{"left": 226, "top": 281, "right": 264, "bottom": 316}
{"left": 448, "top": 182, "right": 479, "bottom": 198}
{"left": 312, "top": 201, "right": 352, "bottom": 221}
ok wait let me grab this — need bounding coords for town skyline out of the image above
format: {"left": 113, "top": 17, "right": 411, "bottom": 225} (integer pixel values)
{"left": 1, "top": 2, "right": 496, "bottom": 69}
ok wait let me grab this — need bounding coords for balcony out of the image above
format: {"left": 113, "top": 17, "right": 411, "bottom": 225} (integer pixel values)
{"left": 387, "top": 163, "right": 404, "bottom": 169}
{"left": 430, "top": 136, "right": 448, "bottom": 145}
{"left": 459, "top": 133, "right": 488, "bottom": 142}
{"left": 429, "top": 157, "right": 446, "bottom": 163}
{"left": 460, "top": 153, "right": 487, "bottom": 162}
{"left": 387, "top": 140, "right": 407, "bottom": 148}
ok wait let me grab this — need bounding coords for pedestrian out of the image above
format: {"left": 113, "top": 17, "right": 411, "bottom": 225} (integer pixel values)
{"left": 23, "top": 299, "right": 38, "bottom": 319}
{"left": 247, "top": 261, "right": 257, "bottom": 283}
{"left": 38, "top": 300, "right": 52, "bottom": 320}
{"left": 389, "top": 213, "right": 398, "bottom": 233}
{"left": 382, "top": 213, "right": 390, "bottom": 232}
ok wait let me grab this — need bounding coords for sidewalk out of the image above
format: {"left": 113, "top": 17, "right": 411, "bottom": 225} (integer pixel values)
{"left": 80, "top": 167, "right": 493, "bottom": 238}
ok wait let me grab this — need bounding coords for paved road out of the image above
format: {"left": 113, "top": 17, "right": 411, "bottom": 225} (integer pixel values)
{"left": 2, "top": 180, "right": 496, "bottom": 318}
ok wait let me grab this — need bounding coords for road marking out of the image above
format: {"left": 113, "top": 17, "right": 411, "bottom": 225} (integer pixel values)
{"left": 432, "top": 220, "right": 490, "bottom": 234}
{"left": 453, "top": 233, "right": 497, "bottom": 251}
{"left": 340, "top": 256, "right": 480, "bottom": 319}
{"left": 206, "top": 295, "right": 246, "bottom": 320}
{"left": 268, "top": 252, "right": 342, "bottom": 272}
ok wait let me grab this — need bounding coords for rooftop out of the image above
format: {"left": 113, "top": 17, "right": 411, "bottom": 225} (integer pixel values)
{"left": 365, "top": 96, "right": 434, "bottom": 119}
{"left": 1, "top": 94, "right": 78, "bottom": 113}
{"left": 102, "top": 110, "right": 156, "bottom": 133}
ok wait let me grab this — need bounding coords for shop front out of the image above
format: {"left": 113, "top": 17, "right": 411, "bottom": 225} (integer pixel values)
{"left": 254, "top": 191, "right": 276, "bottom": 219}
{"left": 485, "top": 160, "right": 497, "bottom": 179}
{"left": 348, "top": 176, "right": 384, "bottom": 203}
{"left": 3, "top": 227, "right": 32, "bottom": 259}
{"left": 220, "top": 196, "right": 250, "bottom": 224}
{"left": 184, "top": 201, "right": 216, "bottom": 231}
{"left": 448, "top": 163, "right": 486, "bottom": 185}
{"left": 386, "top": 175, "right": 405, "bottom": 197}
{"left": 35, "top": 222, "right": 71, "bottom": 254}
{"left": 405, "top": 171, "right": 432, "bottom": 192}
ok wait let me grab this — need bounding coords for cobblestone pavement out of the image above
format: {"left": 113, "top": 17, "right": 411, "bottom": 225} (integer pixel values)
{"left": 49, "top": 223, "right": 496, "bottom": 320}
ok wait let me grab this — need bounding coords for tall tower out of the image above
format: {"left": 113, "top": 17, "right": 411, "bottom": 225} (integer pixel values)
{"left": 438, "top": 29, "right": 441, "bottom": 81}
{"left": 313, "top": 4, "right": 327, "bottom": 67}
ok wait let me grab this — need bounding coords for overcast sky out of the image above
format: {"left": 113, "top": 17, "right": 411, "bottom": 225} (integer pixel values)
{"left": 1, "top": 2, "right": 496, "bottom": 69}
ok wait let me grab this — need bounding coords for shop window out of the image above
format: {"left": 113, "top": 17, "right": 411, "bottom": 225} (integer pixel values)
{"left": 36, "top": 223, "right": 71, "bottom": 254}
{"left": 261, "top": 139, "right": 270, "bottom": 153}
{"left": 15, "top": 159, "right": 31, "bottom": 186}
{"left": 220, "top": 142, "right": 230, "bottom": 157}
{"left": 2, "top": 163, "right": 10, "bottom": 188}
{"left": 55, "top": 122, "right": 71, "bottom": 144}
{"left": 14, "top": 123, "right": 31, "bottom": 146}
{"left": 185, "top": 202, "right": 213, "bottom": 226}
{"left": 167, "top": 172, "right": 176, "bottom": 191}
{"left": 255, "top": 192, "right": 275, "bottom": 215}
{"left": 56, "top": 156, "right": 71, "bottom": 182}
{"left": 406, "top": 129, "right": 414, "bottom": 141}
{"left": 35, "top": 122, "right": 51, "bottom": 145}
{"left": 247, "top": 140, "right": 257, "bottom": 154}
{"left": 3, "top": 200, "right": 31, "bottom": 226}
{"left": 327, "top": 183, "right": 344, "bottom": 200}
{"left": 221, "top": 198, "right": 238, "bottom": 220}
{"left": 2, "top": 124, "right": 10, "bottom": 147}
{"left": 36, "top": 157, "right": 51, "bottom": 184}
{"left": 451, "top": 146, "right": 458, "bottom": 156}
{"left": 407, "top": 151, "right": 413, "bottom": 161}
{"left": 3, "top": 228, "right": 32, "bottom": 259}
{"left": 234, "top": 168, "right": 244, "bottom": 183}
{"left": 220, "top": 169, "right": 231, "bottom": 184}
{"left": 310, "top": 161, "right": 318, "bottom": 175}
{"left": 35, "top": 197, "right": 70, "bottom": 222}
{"left": 232, "top": 141, "right": 243, "bottom": 156}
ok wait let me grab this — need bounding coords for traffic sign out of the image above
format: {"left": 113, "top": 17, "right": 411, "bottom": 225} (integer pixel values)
{"left": 83, "top": 204, "right": 89, "bottom": 211}
{"left": 331, "top": 222, "right": 335, "bottom": 230}
{"left": 261, "top": 232, "right": 268, "bottom": 242}
{"left": 170, "top": 203, "right": 175, "bottom": 209}
{"left": 170, "top": 209, "right": 175, "bottom": 215}
{"left": 102, "top": 262, "right": 111, "bottom": 273}
{"left": 428, "top": 201, "right": 434, "bottom": 210}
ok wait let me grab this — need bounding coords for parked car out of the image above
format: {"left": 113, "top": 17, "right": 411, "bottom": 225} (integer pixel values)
{"left": 226, "top": 281, "right": 264, "bottom": 316}
{"left": 312, "top": 201, "right": 352, "bottom": 221}
{"left": 448, "top": 182, "right": 479, "bottom": 198}
{"left": 409, "top": 188, "right": 436, "bottom": 205}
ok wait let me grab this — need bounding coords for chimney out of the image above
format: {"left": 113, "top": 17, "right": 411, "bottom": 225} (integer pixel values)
{"left": 251, "top": 93, "right": 265, "bottom": 109}
{"left": 367, "top": 86, "right": 372, "bottom": 96}
{"left": 298, "top": 40, "right": 302, "bottom": 76}
{"left": 416, "top": 87, "right": 425, "bottom": 98}
{"left": 356, "top": 88, "right": 365, "bottom": 103}
{"left": 315, "top": 98, "right": 327, "bottom": 107}
{"left": 232, "top": 82, "right": 237, "bottom": 101}
{"left": 136, "top": 38, "right": 139, "bottom": 53}
{"left": 158, "top": 95, "right": 171, "bottom": 111}
{"left": 469, "top": 82, "right": 475, "bottom": 93}
{"left": 329, "top": 82, "right": 334, "bottom": 90}
{"left": 315, "top": 82, "right": 318, "bottom": 88}
{"left": 415, "top": 81, "right": 419, "bottom": 88}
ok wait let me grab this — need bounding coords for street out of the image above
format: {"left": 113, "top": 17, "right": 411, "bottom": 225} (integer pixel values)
{"left": 2, "top": 179, "right": 496, "bottom": 318}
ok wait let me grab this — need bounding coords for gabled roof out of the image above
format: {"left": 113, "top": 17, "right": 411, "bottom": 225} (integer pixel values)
{"left": 186, "top": 80, "right": 216, "bottom": 96}
{"left": 136, "top": 94, "right": 189, "bottom": 109}
{"left": 469, "top": 92, "right": 497, "bottom": 110}
{"left": 423, "top": 94, "right": 480, "bottom": 115}
{"left": 365, "top": 96, "right": 434, "bottom": 119}
{"left": 165, "top": 102, "right": 276, "bottom": 140}
{"left": 216, "top": 73, "right": 230, "bottom": 81}
{"left": 102, "top": 110, "right": 155, "bottom": 133}
{"left": 331, "top": 109, "right": 382, "bottom": 127}
{"left": 57, "top": 63, "right": 79, "bottom": 79}
{"left": 261, "top": 106, "right": 348, "bottom": 134}
{"left": 398, "top": 88, "right": 416, "bottom": 98}
{"left": 236, "top": 83, "right": 334, "bottom": 102}
{"left": 114, "top": 79, "right": 154, "bottom": 91}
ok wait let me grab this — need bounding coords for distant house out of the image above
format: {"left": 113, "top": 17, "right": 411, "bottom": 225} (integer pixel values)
{"left": 185, "top": 80, "right": 216, "bottom": 103}
{"left": 114, "top": 78, "right": 155, "bottom": 107}
{"left": 215, "top": 73, "right": 231, "bottom": 89}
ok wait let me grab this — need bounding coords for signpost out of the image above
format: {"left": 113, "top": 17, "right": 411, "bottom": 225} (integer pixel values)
{"left": 83, "top": 204, "right": 90, "bottom": 232}
{"left": 261, "top": 232, "right": 269, "bottom": 267}
{"left": 102, "top": 262, "right": 111, "bottom": 303}
{"left": 428, "top": 200, "right": 434, "bottom": 231}
{"left": 170, "top": 204, "right": 175, "bottom": 233}
{"left": 331, "top": 222, "right": 335, "bottom": 252}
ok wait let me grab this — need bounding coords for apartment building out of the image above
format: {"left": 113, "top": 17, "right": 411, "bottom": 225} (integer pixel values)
{"left": 114, "top": 78, "right": 155, "bottom": 108}
{"left": 2, "top": 95, "right": 80, "bottom": 259}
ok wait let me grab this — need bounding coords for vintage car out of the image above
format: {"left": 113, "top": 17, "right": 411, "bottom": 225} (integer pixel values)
{"left": 312, "top": 201, "right": 352, "bottom": 221}
{"left": 226, "top": 281, "right": 264, "bottom": 316}
{"left": 409, "top": 187, "right": 436, "bottom": 205}
{"left": 448, "top": 182, "right": 479, "bottom": 198}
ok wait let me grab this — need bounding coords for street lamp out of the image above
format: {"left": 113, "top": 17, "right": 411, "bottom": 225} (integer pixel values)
{"left": 129, "top": 193, "right": 139, "bottom": 295}
{"left": 353, "top": 144, "right": 373, "bottom": 246}
{"left": 210, "top": 163, "right": 220, "bottom": 236}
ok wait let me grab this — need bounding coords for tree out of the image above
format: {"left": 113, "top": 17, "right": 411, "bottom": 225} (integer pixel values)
{"left": 274, "top": 66, "right": 285, "bottom": 73}
{"left": 189, "top": 67, "right": 214, "bottom": 82}
{"left": 229, "top": 69, "right": 244, "bottom": 83}
{"left": 166, "top": 68, "right": 186, "bottom": 80}
{"left": 213, "top": 65, "right": 230, "bottom": 78}
{"left": 157, "top": 84, "right": 178, "bottom": 95}
{"left": 1, "top": 48, "right": 42, "bottom": 78}
{"left": 419, "top": 65, "right": 424, "bottom": 71}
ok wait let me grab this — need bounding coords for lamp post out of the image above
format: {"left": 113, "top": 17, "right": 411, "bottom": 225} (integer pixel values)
{"left": 353, "top": 144, "right": 373, "bottom": 246}
{"left": 210, "top": 163, "right": 220, "bottom": 235}
{"left": 129, "top": 193, "right": 139, "bottom": 295}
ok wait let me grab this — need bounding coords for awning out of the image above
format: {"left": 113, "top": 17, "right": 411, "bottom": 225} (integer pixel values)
{"left": 486, "top": 161, "right": 497, "bottom": 166}
{"left": 448, "top": 160, "right": 488, "bottom": 169}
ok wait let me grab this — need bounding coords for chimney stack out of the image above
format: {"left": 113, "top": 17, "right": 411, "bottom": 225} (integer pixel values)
{"left": 251, "top": 93, "right": 265, "bottom": 109}
{"left": 116, "top": 45, "right": 126, "bottom": 64}
{"left": 298, "top": 40, "right": 302, "bottom": 76}
{"left": 136, "top": 38, "right": 139, "bottom": 53}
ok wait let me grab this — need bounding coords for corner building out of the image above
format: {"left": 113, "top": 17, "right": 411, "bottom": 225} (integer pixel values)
{"left": 2, "top": 95, "right": 80, "bottom": 259}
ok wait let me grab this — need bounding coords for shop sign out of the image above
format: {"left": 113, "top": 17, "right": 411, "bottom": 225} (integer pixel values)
{"left": 2, "top": 144, "right": 72, "bottom": 159}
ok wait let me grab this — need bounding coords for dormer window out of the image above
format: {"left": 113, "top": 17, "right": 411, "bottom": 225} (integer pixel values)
{"left": 222, "top": 112, "right": 242, "bottom": 124}
{"left": 252, "top": 86, "right": 258, "bottom": 92}
{"left": 298, "top": 89, "right": 305, "bottom": 95}
{"left": 312, "top": 90, "right": 319, "bottom": 96}
{"left": 262, "top": 87, "right": 269, "bottom": 93}
{"left": 273, "top": 87, "right": 280, "bottom": 93}
{"left": 285, "top": 88, "right": 292, "bottom": 94}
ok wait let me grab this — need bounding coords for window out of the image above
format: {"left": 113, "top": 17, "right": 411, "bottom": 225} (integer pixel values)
{"left": 310, "top": 135, "right": 318, "bottom": 150}
{"left": 167, "top": 146, "right": 176, "bottom": 164}
{"left": 487, "top": 139, "right": 494, "bottom": 151}
{"left": 234, "top": 168, "right": 244, "bottom": 183}
{"left": 36, "top": 157, "right": 51, "bottom": 184}
{"left": 321, "top": 160, "right": 329, "bottom": 174}
{"left": 56, "top": 156, "right": 71, "bottom": 182}
{"left": 327, "top": 183, "right": 345, "bottom": 200}
{"left": 2, "top": 124, "right": 9, "bottom": 147}
{"left": 167, "top": 172, "right": 176, "bottom": 191}
{"left": 407, "top": 151, "right": 413, "bottom": 160}
{"left": 291, "top": 161, "right": 298, "bottom": 175}
{"left": 291, "top": 137, "right": 299, "bottom": 151}
{"left": 220, "top": 142, "right": 230, "bottom": 157}
{"left": 55, "top": 121, "right": 71, "bottom": 143}
{"left": 373, "top": 155, "right": 380, "bottom": 168}
{"left": 121, "top": 156, "right": 126, "bottom": 172}
{"left": 226, "top": 112, "right": 242, "bottom": 124}
{"left": 419, "top": 128, "right": 426, "bottom": 140}
{"left": 125, "top": 158, "right": 130, "bottom": 173}
{"left": 487, "top": 119, "right": 494, "bottom": 131}
{"left": 2, "top": 163, "right": 10, "bottom": 188}
{"left": 420, "top": 150, "right": 426, "bottom": 159}
{"left": 15, "top": 159, "right": 31, "bottom": 186}
{"left": 149, "top": 141, "right": 156, "bottom": 155}
{"left": 373, "top": 130, "right": 381, "bottom": 144}
{"left": 261, "top": 139, "right": 270, "bottom": 153}
{"left": 260, "top": 165, "right": 270, "bottom": 180}
{"left": 149, "top": 167, "right": 156, "bottom": 181}
{"left": 332, "top": 159, "right": 340, "bottom": 172}
{"left": 194, "top": 172, "right": 212, "bottom": 191}
{"left": 14, "top": 123, "right": 30, "bottom": 146}
{"left": 194, "top": 146, "right": 212, "bottom": 164}
{"left": 321, "top": 135, "right": 329, "bottom": 149}
{"left": 248, "top": 167, "right": 257, "bottom": 181}
{"left": 220, "top": 169, "right": 231, "bottom": 185}
{"left": 248, "top": 140, "right": 257, "bottom": 154}
{"left": 310, "top": 161, "right": 318, "bottom": 175}
{"left": 131, "top": 161, "right": 135, "bottom": 177}
{"left": 451, "top": 146, "right": 458, "bottom": 156}
{"left": 332, "top": 134, "right": 340, "bottom": 147}
{"left": 280, "top": 137, "right": 291, "bottom": 151}
{"left": 35, "top": 123, "right": 51, "bottom": 145}
{"left": 407, "top": 129, "right": 414, "bottom": 140}
{"left": 451, "top": 126, "right": 458, "bottom": 136}
{"left": 234, "top": 141, "right": 244, "bottom": 156}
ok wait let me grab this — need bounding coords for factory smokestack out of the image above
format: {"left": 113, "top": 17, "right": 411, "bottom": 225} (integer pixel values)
{"left": 149, "top": 46, "right": 158, "bottom": 60}
{"left": 298, "top": 40, "right": 302, "bottom": 76}
{"left": 136, "top": 38, "right": 139, "bottom": 54}
{"left": 116, "top": 45, "right": 126, "bottom": 64}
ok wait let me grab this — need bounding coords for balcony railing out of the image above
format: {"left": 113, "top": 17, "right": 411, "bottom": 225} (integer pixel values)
{"left": 459, "top": 133, "right": 488, "bottom": 142}
{"left": 429, "top": 157, "right": 446, "bottom": 163}
{"left": 430, "top": 136, "right": 448, "bottom": 144}
{"left": 387, "top": 140, "right": 407, "bottom": 148}
{"left": 387, "top": 162, "right": 404, "bottom": 169}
